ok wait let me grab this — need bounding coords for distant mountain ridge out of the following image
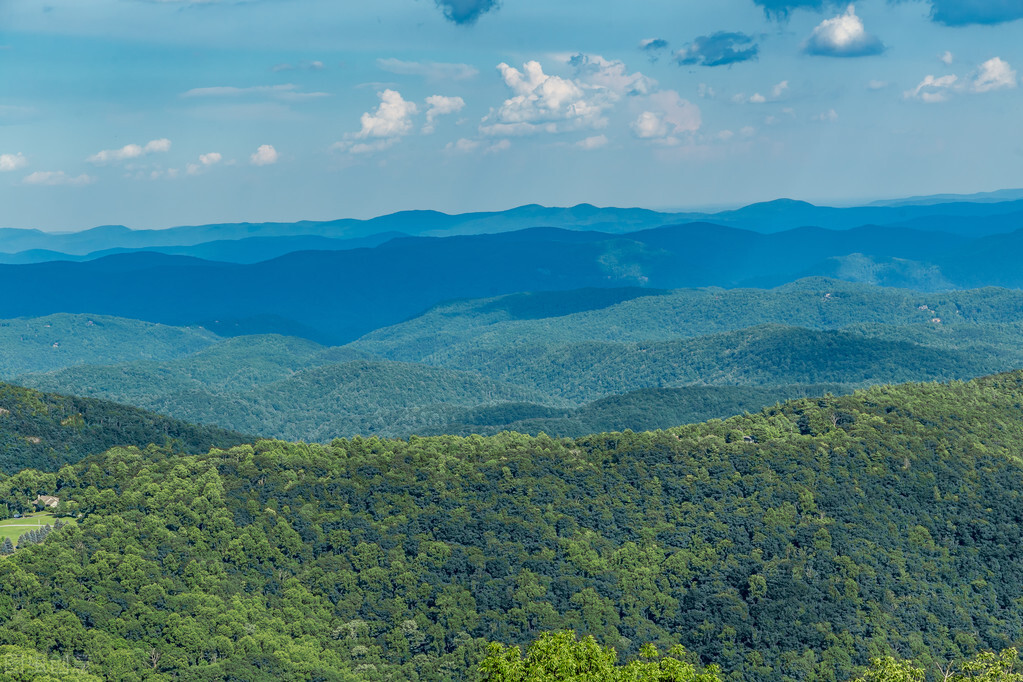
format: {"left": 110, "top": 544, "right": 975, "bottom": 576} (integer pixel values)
{"left": 0, "top": 219, "right": 1017, "bottom": 344}
{"left": 3, "top": 193, "right": 1023, "bottom": 260}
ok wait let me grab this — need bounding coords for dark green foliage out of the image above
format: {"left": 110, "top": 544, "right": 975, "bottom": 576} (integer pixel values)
{"left": 0, "top": 382, "right": 250, "bottom": 474}
{"left": 4, "top": 373, "right": 1023, "bottom": 679}
{"left": 424, "top": 384, "right": 854, "bottom": 437}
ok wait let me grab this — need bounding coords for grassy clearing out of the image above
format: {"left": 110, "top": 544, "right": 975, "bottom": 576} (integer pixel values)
{"left": 0, "top": 512, "right": 74, "bottom": 547}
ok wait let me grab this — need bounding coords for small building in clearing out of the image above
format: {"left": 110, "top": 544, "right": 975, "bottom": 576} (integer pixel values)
{"left": 34, "top": 495, "right": 59, "bottom": 508}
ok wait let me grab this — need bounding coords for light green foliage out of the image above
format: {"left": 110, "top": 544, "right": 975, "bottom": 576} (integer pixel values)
{"left": 0, "top": 644, "right": 101, "bottom": 681}
{"left": 479, "top": 631, "right": 722, "bottom": 681}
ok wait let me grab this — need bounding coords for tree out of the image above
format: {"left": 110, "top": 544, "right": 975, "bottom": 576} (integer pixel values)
{"left": 479, "top": 630, "right": 723, "bottom": 681}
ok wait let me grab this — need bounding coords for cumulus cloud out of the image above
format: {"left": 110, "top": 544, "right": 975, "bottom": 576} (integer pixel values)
{"left": 941, "top": 51, "right": 954, "bottom": 65}
{"left": 423, "top": 95, "right": 466, "bottom": 133}
{"left": 804, "top": 5, "right": 884, "bottom": 57}
{"left": 0, "top": 153, "right": 28, "bottom": 172}
{"left": 355, "top": 89, "right": 418, "bottom": 138}
{"left": 631, "top": 90, "right": 702, "bottom": 145}
{"left": 576, "top": 134, "right": 609, "bottom": 150}
{"left": 479, "top": 60, "right": 613, "bottom": 136}
{"left": 335, "top": 89, "right": 419, "bottom": 154}
{"left": 435, "top": 0, "right": 498, "bottom": 25}
{"left": 377, "top": 58, "right": 478, "bottom": 80}
{"left": 186, "top": 152, "right": 223, "bottom": 175}
{"left": 87, "top": 138, "right": 171, "bottom": 164}
{"left": 972, "top": 56, "right": 1018, "bottom": 92}
{"left": 569, "top": 54, "right": 656, "bottom": 96}
{"left": 250, "top": 144, "right": 278, "bottom": 166}
{"left": 675, "top": 32, "right": 759, "bottom": 67}
{"left": 23, "top": 171, "right": 95, "bottom": 186}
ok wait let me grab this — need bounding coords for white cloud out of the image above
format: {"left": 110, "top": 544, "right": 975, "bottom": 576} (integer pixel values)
{"left": 972, "top": 57, "right": 1017, "bottom": 93}
{"left": 697, "top": 83, "right": 716, "bottom": 99}
{"left": 739, "top": 81, "right": 788, "bottom": 104}
{"left": 941, "top": 51, "right": 954, "bottom": 65}
{"left": 334, "top": 90, "right": 419, "bottom": 154}
{"left": 423, "top": 95, "right": 466, "bottom": 134}
{"left": 576, "top": 134, "right": 608, "bottom": 150}
{"left": 904, "top": 74, "right": 959, "bottom": 102}
{"left": 356, "top": 89, "right": 418, "bottom": 139}
{"left": 445, "top": 138, "right": 481, "bottom": 153}
{"left": 186, "top": 152, "right": 223, "bottom": 175}
{"left": 717, "top": 130, "right": 735, "bottom": 141}
{"left": 23, "top": 171, "right": 95, "bottom": 186}
{"left": 250, "top": 144, "right": 278, "bottom": 166}
{"left": 632, "top": 111, "right": 670, "bottom": 139}
{"left": 868, "top": 80, "right": 889, "bottom": 90}
{"left": 568, "top": 54, "right": 655, "bottom": 97}
{"left": 804, "top": 5, "right": 884, "bottom": 58}
{"left": 905, "top": 57, "right": 1017, "bottom": 103}
{"left": 814, "top": 109, "right": 839, "bottom": 122}
{"left": 88, "top": 139, "right": 171, "bottom": 164}
{"left": 0, "top": 153, "right": 27, "bottom": 172}
{"left": 480, "top": 60, "right": 620, "bottom": 137}
{"left": 376, "top": 58, "right": 478, "bottom": 81}
{"left": 631, "top": 90, "right": 701, "bottom": 145}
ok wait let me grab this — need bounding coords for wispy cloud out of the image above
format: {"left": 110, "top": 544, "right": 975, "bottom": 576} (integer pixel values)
{"left": 88, "top": 139, "right": 171, "bottom": 164}
{"left": 271, "top": 60, "right": 325, "bottom": 73}
{"left": 377, "top": 58, "right": 478, "bottom": 81}
{"left": 904, "top": 57, "right": 1018, "bottom": 102}
{"left": 182, "top": 84, "right": 328, "bottom": 101}
{"left": 23, "top": 171, "right": 95, "bottom": 186}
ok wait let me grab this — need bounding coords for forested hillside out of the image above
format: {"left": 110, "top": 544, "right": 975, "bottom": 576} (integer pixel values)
{"left": 4, "top": 372, "right": 1023, "bottom": 679}
{"left": 0, "top": 382, "right": 249, "bottom": 475}
{"left": 0, "top": 313, "right": 217, "bottom": 377}
{"left": 18, "top": 280, "right": 1023, "bottom": 440}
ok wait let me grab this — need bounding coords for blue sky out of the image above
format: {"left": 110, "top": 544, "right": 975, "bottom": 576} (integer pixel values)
{"left": 0, "top": 0, "right": 1021, "bottom": 231}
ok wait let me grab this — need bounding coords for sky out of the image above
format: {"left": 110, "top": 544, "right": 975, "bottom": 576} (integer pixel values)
{"left": 0, "top": 0, "right": 1021, "bottom": 231}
